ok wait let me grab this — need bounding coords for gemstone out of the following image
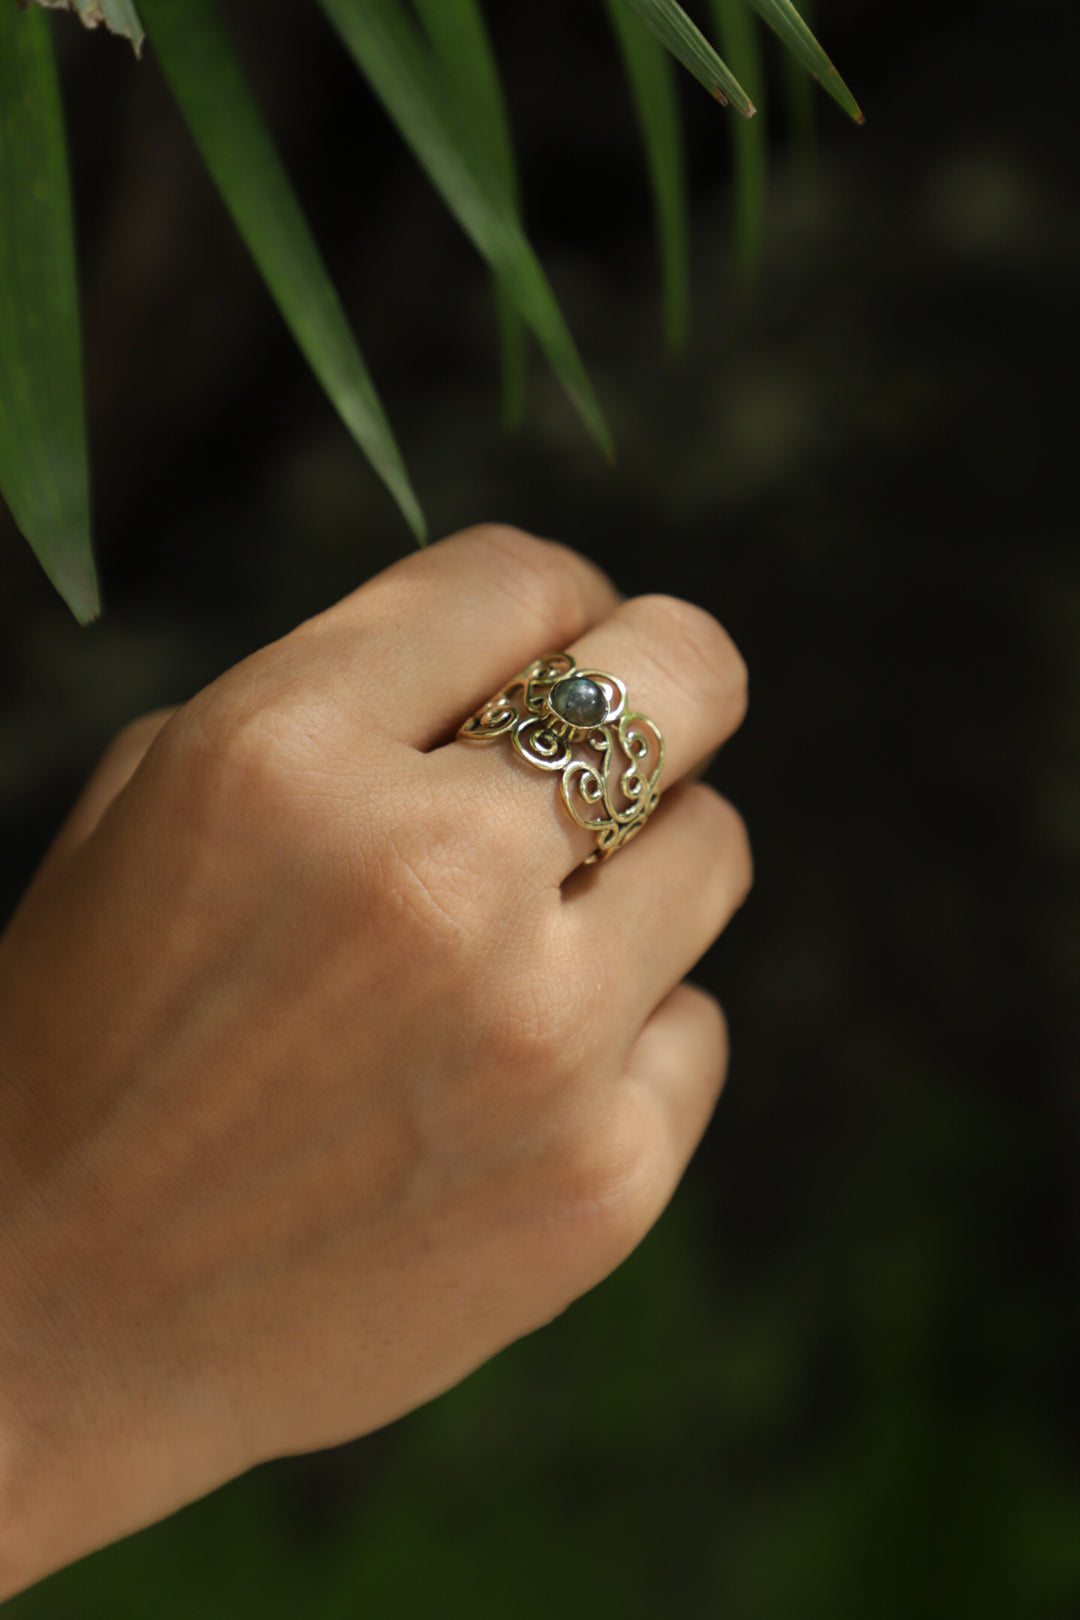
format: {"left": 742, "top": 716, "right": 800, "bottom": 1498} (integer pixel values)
{"left": 550, "top": 675, "right": 607, "bottom": 728}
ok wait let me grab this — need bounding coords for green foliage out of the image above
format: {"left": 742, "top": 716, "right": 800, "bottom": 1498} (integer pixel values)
{"left": 139, "top": 0, "right": 427, "bottom": 542}
{"left": 744, "top": 0, "right": 863, "bottom": 123}
{"left": 612, "top": 0, "right": 756, "bottom": 113}
{"left": 411, "top": 0, "right": 528, "bottom": 427}
{"left": 0, "top": 3, "right": 98, "bottom": 623}
{"left": 317, "top": 0, "right": 613, "bottom": 460}
{"left": 603, "top": 0, "right": 690, "bottom": 351}
{"left": 709, "top": 0, "right": 768, "bottom": 274}
{"left": 80, "top": 0, "right": 143, "bottom": 43}
{"left": 2, "top": 0, "right": 861, "bottom": 618}
{"left": 39, "top": 0, "right": 144, "bottom": 52}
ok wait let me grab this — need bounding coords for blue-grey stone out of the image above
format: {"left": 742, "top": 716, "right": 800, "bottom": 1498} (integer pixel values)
{"left": 550, "top": 676, "right": 607, "bottom": 727}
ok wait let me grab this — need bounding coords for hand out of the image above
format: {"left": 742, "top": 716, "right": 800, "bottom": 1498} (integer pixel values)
{"left": 0, "top": 526, "right": 751, "bottom": 1596}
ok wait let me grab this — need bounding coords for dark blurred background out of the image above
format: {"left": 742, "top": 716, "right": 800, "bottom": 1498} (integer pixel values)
{"left": 2, "top": 0, "right": 1078, "bottom": 1614}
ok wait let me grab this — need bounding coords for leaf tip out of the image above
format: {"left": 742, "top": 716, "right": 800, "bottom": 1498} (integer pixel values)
{"left": 36, "top": 546, "right": 101, "bottom": 625}
{"left": 820, "top": 62, "right": 864, "bottom": 125}
{"left": 65, "top": 572, "right": 102, "bottom": 626}
{"left": 406, "top": 501, "right": 429, "bottom": 547}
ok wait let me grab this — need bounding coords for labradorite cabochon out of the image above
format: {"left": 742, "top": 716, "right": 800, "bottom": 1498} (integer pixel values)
{"left": 550, "top": 675, "right": 608, "bottom": 727}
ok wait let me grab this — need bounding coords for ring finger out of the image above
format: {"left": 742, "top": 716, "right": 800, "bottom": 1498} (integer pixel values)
{"left": 441, "top": 592, "right": 749, "bottom": 881}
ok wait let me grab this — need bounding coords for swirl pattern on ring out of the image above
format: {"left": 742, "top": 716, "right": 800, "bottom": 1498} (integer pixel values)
{"left": 458, "top": 654, "right": 664, "bottom": 862}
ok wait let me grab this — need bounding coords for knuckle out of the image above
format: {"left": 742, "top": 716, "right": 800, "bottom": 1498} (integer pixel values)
{"left": 682, "top": 981, "right": 732, "bottom": 1076}
{"left": 101, "top": 708, "right": 175, "bottom": 769}
{"left": 696, "top": 785, "right": 755, "bottom": 906}
{"left": 194, "top": 675, "right": 327, "bottom": 765}
{"left": 633, "top": 594, "right": 749, "bottom": 720}
{"left": 483, "top": 949, "right": 585, "bottom": 1084}
{"left": 712, "top": 995, "right": 732, "bottom": 1074}
{"left": 728, "top": 807, "right": 755, "bottom": 907}
{"left": 163, "top": 689, "right": 330, "bottom": 829}
{"left": 454, "top": 521, "right": 550, "bottom": 570}
{"left": 550, "top": 1091, "right": 666, "bottom": 1257}
{"left": 113, "top": 707, "right": 175, "bottom": 749}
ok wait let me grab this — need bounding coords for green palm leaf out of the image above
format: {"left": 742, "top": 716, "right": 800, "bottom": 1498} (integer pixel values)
{"left": 26, "top": 0, "right": 145, "bottom": 52}
{"left": 72, "top": 0, "right": 144, "bottom": 51}
{"left": 743, "top": 0, "right": 863, "bottom": 124}
{"left": 783, "top": 25, "right": 819, "bottom": 158}
{"left": 604, "top": 0, "right": 690, "bottom": 351}
{"left": 610, "top": 0, "right": 756, "bottom": 116}
{"left": 138, "top": 0, "right": 426, "bottom": 540}
{"left": 318, "top": 0, "right": 613, "bottom": 459}
{"left": 708, "top": 0, "right": 768, "bottom": 274}
{"left": 0, "top": 4, "right": 99, "bottom": 623}
{"left": 411, "top": 0, "right": 528, "bottom": 429}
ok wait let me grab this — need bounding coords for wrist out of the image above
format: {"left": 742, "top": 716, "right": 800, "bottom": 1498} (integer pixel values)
{"left": 0, "top": 1256, "right": 51, "bottom": 1601}
{"left": 0, "top": 1206, "right": 139, "bottom": 1600}
{"left": 0, "top": 1435, "right": 36, "bottom": 1603}
{"left": 0, "top": 1205, "right": 124, "bottom": 1600}
{"left": 0, "top": 1191, "right": 251, "bottom": 1600}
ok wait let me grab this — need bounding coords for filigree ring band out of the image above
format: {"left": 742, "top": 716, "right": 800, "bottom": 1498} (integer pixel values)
{"left": 457, "top": 653, "right": 665, "bottom": 863}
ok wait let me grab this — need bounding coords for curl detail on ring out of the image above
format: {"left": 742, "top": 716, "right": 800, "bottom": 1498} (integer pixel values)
{"left": 458, "top": 654, "right": 664, "bottom": 863}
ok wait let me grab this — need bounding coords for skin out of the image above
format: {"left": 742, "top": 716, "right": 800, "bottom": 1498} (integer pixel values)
{"left": 0, "top": 526, "right": 751, "bottom": 1598}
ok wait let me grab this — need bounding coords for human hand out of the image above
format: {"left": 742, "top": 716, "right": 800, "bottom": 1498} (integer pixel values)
{"left": 0, "top": 526, "right": 751, "bottom": 1596}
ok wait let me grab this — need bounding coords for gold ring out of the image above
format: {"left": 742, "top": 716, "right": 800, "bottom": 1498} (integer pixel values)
{"left": 458, "top": 653, "right": 665, "bottom": 863}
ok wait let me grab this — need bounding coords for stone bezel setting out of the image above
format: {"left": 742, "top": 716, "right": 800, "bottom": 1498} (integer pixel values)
{"left": 543, "top": 670, "right": 626, "bottom": 739}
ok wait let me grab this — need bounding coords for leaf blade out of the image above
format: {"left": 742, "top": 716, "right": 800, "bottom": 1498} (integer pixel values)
{"left": 411, "top": 0, "right": 519, "bottom": 210}
{"left": 0, "top": 4, "right": 99, "bottom": 622}
{"left": 75, "top": 0, "right": 145, "bottom": 51}
{"left": 411, "top": 0, "right": 527, "bottom": 428}
{"left": 742, "top": 0, "right": 863, "bottom": 124}
{"left": 782, "top": 34, "right": 818, "bottom": 157}
{"left": 611, "top": 0, "right": 756, "bottom": 117}
{"left": 318, "top": 0, "right": 613, "bottom": 459}
{"left": 708, "top": 0, "right": 768, "bottom": 275}
{"left": 28, "top": 1, "right": 145, "bottom": 53}
{"left": 604, "top": 0, "right": 690, "bottom": 350}
{"left": 138, "top": 0, "right": 426, "bottom": 540}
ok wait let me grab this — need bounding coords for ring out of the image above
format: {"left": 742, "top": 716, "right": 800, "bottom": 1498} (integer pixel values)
{"left": 458, "top": 653, "right": 665, "bottom": 863}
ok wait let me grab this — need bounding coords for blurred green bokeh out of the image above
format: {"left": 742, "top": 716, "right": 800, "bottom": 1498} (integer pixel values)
{"left": 1, "top": 1, "right": 1078, "bottom": 1614}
